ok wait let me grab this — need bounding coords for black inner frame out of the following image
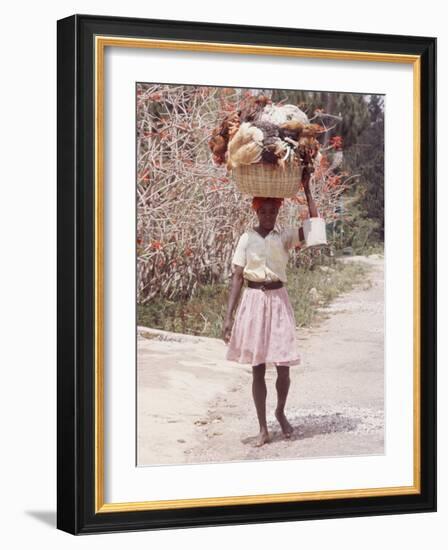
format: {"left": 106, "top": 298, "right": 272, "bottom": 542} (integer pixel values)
{"left": 57, "top": 14, "right": 436, "bottom": 535}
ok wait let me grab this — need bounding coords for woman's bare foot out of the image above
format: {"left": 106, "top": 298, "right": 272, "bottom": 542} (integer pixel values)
{"left": 254, "top": 428, "right": 270, "bottom": 447}
{"left": 275, "top": 409, "right": 294, "bottom": 438}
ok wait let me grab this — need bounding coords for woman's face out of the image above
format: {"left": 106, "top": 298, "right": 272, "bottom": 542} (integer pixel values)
{"left": 256, "top": 201, "right": 280, "bottom": 230}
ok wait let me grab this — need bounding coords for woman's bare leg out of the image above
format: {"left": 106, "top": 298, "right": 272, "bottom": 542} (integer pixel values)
{"left": 252, "top": 364, "right": 270, "bottom": 446}
{"left": 275, "top": 366, "right": 294, "bottom": 438}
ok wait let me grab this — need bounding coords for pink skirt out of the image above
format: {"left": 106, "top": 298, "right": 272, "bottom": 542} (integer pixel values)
{"left": 225, "top": 286, "right": 301, "bottom": 367}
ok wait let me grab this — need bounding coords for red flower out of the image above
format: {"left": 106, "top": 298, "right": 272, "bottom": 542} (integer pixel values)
{"left": 138, "top": 169, "right": 150, "bottom": 183}
{"left": 328, "top": 175, "right": 341, "bottom": 187}
{"left": 330, "top": 136, "right": 344, "bottom": 150}
{"left": 150, "top": 241, "right": 163, "bottom": 250}
{"left": 149, "top": 93, "right": 162, "bottom": 101}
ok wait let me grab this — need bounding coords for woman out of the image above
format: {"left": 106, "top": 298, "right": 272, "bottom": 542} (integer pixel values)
{"left": 222, "top": 169, "right": 318, "bottom": 447}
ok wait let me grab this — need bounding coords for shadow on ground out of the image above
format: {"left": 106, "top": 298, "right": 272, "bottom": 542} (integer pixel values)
{"left": 241, "top": 412, "right": 361, "bottom": 446}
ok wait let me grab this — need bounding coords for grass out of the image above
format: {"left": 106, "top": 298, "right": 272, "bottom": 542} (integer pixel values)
{"left": 138, "top": 282, "right": 228, "bottom": 338}
{"left": 288, "top": 260, "right": 371, "bottom": 327}
{"left": 359, "top": 242, "right": 384, "bottom": 257}
{"left": 138, "top": 256, "right": 373, "bottom": 339}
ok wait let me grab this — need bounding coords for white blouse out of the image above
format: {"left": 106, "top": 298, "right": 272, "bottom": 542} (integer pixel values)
{"left": 231, "top": 226, "right": 302, "bottom": 283}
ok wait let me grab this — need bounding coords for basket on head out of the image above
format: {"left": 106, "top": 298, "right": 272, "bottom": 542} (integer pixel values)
{"left": 231, "top": 162, "right": 302, "bottom": 198}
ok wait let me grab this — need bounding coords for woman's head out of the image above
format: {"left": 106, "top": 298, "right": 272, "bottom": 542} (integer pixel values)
{"left": 251, "top": 196, "right": 283, "bottom": 230}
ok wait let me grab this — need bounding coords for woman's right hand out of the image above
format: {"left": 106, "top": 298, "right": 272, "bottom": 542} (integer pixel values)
{"left": 222, "top": 318, "right": 233, "bottom": 344}
{"left": 223, "top": 267, "right": 243, "bottom": 343}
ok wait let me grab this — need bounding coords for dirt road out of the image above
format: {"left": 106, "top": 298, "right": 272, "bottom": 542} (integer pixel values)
{"left": 137, "top": 254, "right": 384, "bottom": 466}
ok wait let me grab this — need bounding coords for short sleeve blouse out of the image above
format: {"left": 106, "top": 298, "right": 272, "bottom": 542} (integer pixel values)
{"left": 231, "top": 226, "right": 302, "bottom": 283}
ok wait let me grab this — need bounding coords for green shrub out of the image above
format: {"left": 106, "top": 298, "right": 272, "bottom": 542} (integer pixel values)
{"left": 138, "top": 258, "right": 372, "bottom": 337}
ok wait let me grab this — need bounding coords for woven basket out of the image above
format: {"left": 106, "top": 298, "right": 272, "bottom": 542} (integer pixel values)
{"left": 231, "top": 162, "right": 302, "bottom": 198}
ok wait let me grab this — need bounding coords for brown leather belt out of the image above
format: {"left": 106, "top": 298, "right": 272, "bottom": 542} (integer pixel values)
{"left": 247, "top": 280, "right": 283, "bottom": 291}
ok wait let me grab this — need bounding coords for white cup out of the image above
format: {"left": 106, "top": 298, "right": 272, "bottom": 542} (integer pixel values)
{"left": 303, "top": 217, "right": 328, "bottom": 247}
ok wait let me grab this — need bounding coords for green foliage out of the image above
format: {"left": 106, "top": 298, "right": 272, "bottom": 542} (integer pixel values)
{"left": 137, "top": 86, "right": 384, "bottom": 305}
{"left": 287, "top": 260, "right": 371, "bottom": 326}
{"left": 137, "top": 282, "right": 229, "bottom": 338}
{"left": 271, "top": 90, "right": 370, "bottom": 148}
{"left": 343, "top": 95, "right": 385, "bottom": 243}
{"left": 272, "top": 91, "right": 384, "bottom": 250}
{"left": 137, "top": 259, "right": 371, "bottom": 337}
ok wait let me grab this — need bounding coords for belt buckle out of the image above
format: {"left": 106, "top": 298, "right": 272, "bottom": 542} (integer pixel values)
{"left": 261, "top": 283, "right": 267, "bottom": 292}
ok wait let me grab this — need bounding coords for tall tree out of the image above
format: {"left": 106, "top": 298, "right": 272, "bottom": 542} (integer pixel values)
{"left": 344, "top": 95, "right": 385, "bottom": 242}
{"left": 271, "top": 90, "right": 370, "bottom": 148}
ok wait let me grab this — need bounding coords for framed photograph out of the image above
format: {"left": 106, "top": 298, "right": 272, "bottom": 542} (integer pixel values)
{"left": 57, "top": 14, "right": 436, "bottom": 534}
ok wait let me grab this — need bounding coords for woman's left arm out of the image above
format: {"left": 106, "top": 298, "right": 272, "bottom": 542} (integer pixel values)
{"left": 301, "top": 167, "right": 319, "bottom": 218}
{"left": 295, "top": 168, "right": 318, "bottom": 245}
